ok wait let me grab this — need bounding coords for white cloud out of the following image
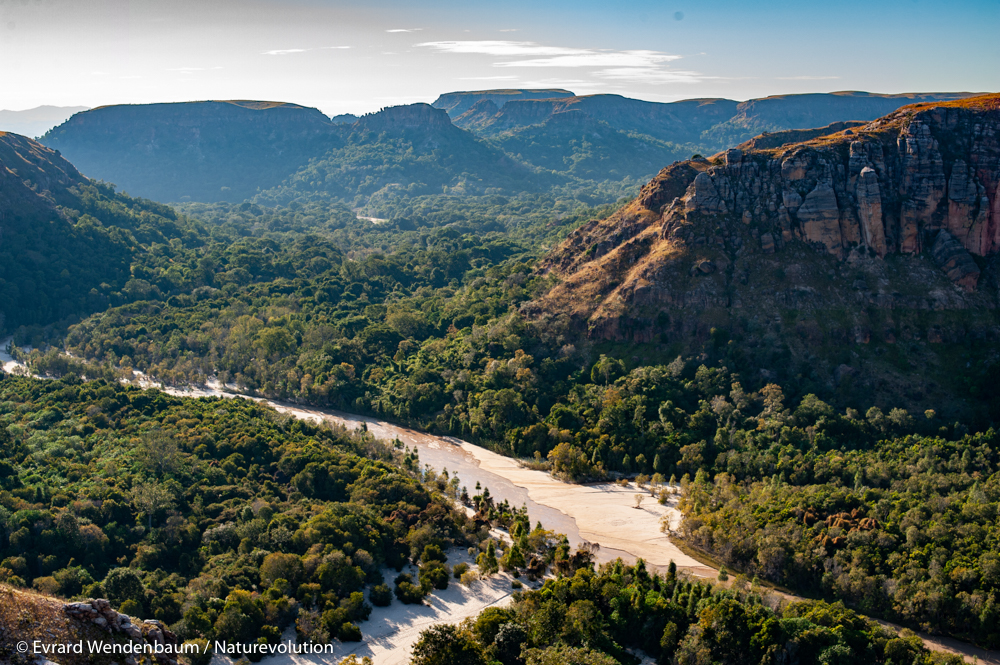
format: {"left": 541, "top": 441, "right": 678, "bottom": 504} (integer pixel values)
{"left": 417, "top": 40, "right": 591, "bottom": 57}
{"left": 497, "top": 50, "right": 682, "bottom": 69}
{"left": 416, "top": 40, "right": 707, "bottom": 85}
{"left": 594, "top": 67, "right": 708, "bottom": 84}
{"left": 777, "top": 75, "right": 840, "bottom": 80}
{"left": 166, "top": 66, "right": 223, "bottom": 72}
{"left": 456, "top": 75, "right": 518, "bottom": 81}
{"left": 262, "top": 47, "right": 349, "bottom": 56}
{"left": 387, "top": 28, "right": 421, "bottom": 33}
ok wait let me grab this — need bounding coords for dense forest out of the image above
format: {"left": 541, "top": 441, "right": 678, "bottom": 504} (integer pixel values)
{"left": 408, "top": 559, "right": 962, "bottom": 665}
{"left": 0, "top": 369, "right": 972, "bottom": 665}
{"left": 0, "top": 371, "right": 524, "bottom": 654}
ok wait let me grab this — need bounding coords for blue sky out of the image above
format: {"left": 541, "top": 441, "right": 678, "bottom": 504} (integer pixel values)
{"left": 0, "top": 0, "right": 996, "bottom": 115}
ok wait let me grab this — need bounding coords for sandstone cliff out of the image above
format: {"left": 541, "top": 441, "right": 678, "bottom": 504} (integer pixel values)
{"left": 432, "top": 88, "right": 576, "bottom": 117}
{"left": 525, "top": 95, "right": 1000, "bottom": 411}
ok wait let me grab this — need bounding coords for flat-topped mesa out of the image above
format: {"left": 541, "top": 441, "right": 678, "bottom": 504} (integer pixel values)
{"left": 432, "top": 88, "right": 576, "bottom": 117}
{"left": 655, "top": 94, "right": 1000, "bottom": 290}
{"left": 355, "top": 103, "right": 454, "bottom": 131}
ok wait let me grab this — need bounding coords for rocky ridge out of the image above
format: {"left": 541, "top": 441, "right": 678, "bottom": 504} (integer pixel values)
{"left": 525, "top": 95, "right": 1000, "bottom": 410}
{"left": 0, "top": 585, "right": 181, "bottom": 665}
{"left": 63, "top": 599, "right": 181, "bottom": 665}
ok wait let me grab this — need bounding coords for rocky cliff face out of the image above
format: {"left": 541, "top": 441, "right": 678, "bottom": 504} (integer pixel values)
{"left": 355, "top": 102, "right": 454, "bottom": 131}
{"left": 525, "top": 95, "right": 1000, "bottom": 411}
{"left": 432, "top": 88, "right": 576, "bottom": 117}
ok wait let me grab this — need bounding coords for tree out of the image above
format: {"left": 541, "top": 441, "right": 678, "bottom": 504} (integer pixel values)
{"left": 260, "top": 552, "right": 303, "bottom": 588}
{"left": 590, "top": 355, "right": 624, "bottom": 385}
{"left": 130, "top": 481, "right": 175, "bottom": 528}
{"left": 136, "top": 429, "right": 182, "bottom": 476}
{"left": 103, "top": 568, "right": 145, "bottom": 608}
{"left": 477, "top": 541, "right": 499, "bottom": 576}
{"left": 634, "top": 494, "right": 645, "bottom": 509}
{"left": 411, "top": 624, "right": 486, "bottom": 665}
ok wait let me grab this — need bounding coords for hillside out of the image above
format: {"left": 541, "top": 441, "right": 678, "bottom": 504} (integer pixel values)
{"left": 255, "top": 103, "right": 543, "bottom": 206}
{"left": 485, "top": 109, "right": 690, "bottom": 182}
{"left": 41, "top": 100, "right": 339, "bottom": 202}
{"left": 525, "top": 94, "right": 1000, "bottom": 416}
{"left": 0, "top": 132, "right": 197, "bottom": 332}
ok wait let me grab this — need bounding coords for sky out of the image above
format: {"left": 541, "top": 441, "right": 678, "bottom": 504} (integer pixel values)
{"left": 0, "top": 0, "right": 997, "bottom": 117}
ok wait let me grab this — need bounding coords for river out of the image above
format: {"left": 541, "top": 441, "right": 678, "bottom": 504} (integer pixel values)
{"left": 2, "top": 340, "right": 996, "bottom": 663}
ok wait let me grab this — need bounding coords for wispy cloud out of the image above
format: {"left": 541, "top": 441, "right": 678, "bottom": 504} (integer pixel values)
{"left": 594, "top": 67, "right": 708, "bottom": 84}
{"left": 457, "top": 75, "right": 518, "bottom": 81}
{"left": 416, "top": 40, "right": 705, "bottom": 85}
{"left": 166, "top": 66, "right": 223, "bottom": 72}
{"left": 262, "top": 47, "right": 350, "bottom": 56}
{"left": 387, "top": 28, "right": 421, "bottom": 33}
{"left": 777, "top": 75, "right": 840, "bottom": 80}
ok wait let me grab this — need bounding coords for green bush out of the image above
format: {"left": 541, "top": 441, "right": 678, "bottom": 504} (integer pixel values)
{"left": 370, "top": 583, "right": 392, "bottom": 607}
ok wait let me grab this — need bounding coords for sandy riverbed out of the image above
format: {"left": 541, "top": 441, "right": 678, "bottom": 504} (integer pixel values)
{"left": 4, "top": 357, "right": 995, "bottom": 663}
{"left": 164, "top": 390, "right": 715, "bottom": 577}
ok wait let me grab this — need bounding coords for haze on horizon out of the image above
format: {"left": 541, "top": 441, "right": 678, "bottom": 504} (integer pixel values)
{"left": 0, "top": 0, "right": 997, "bottom": 117}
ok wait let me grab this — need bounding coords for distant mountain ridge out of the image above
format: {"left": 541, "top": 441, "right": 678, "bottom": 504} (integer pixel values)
{"left": 0, "top": 105, "right": 89, "bottom": 138}
{"left": 37, "top": 90, "right": 988, "bottom": 205}
{"left": 435, "top": 89, "right": 980, "bottom": 149}
{"left": 432, "top": 88, "right": 576, "bottom": 117}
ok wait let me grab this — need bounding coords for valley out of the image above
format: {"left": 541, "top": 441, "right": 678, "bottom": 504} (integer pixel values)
{"left": 3, "top": 89, "right": 1000, "bottom": 665}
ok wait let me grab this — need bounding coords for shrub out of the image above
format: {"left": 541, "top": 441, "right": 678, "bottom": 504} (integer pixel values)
{"left": 370, "top": 583, "right": 392, "bottom": 607}
{"left": 419, "top": 561, "right": 450, "bottom": 591}
{"left": 183, "top": 639, "right": 212, "bottom": 665}
{"left": 394, "top": 573, "right": 426, "bottom": 604}
{"left": 453, "top": 562, "right": 470, "bottom": 579}
{"left": 338, "top": 622, "right": 363, "bottom": 642}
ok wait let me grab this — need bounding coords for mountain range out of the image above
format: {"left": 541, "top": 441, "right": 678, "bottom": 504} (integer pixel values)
{"left": 0, "top": 105, "right": 89, "bottom": 138}
{"left": 37, "top": 90, "right": 979, "bottom": 205}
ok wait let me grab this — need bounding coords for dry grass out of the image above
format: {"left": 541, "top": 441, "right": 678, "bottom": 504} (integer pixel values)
{"left": 0, "top": 584, "right": 139, "bottom": 665}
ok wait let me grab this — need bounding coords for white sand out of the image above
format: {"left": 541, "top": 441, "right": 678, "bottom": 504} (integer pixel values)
{"left": 446, "top": 440, "right": 714, "bottom": 577}
{"left": 0, "top": 336, "right": 26, "bottom": 374}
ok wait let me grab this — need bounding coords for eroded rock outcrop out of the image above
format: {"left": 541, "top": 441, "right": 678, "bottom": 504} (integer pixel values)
{"left": 559, "top": 95, "right": 1000, "bottom": 290}
{"left": 63, "top": 598, "right": 180, "bottom": 665}
{"left": 526, "top": 95, "right": 1000, "bottom": 367}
